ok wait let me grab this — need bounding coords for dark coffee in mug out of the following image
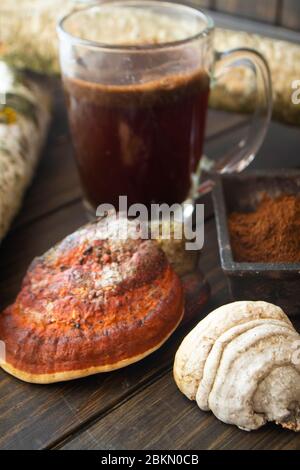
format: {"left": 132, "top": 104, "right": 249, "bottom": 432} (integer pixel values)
{"left": 58, "top": 2, "right": 272, "bottom": 211}
{"left": 64, "top": 68, "right": 210, "bottom": 209}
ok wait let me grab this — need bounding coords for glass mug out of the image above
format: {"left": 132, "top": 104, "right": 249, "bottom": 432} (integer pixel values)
{"left": 57, "top": 0, "right": 272, "bottom": 211}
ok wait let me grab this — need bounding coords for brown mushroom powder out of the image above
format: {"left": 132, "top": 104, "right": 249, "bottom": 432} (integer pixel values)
{"left": 228, "top": 194, "right": 300, "bottom": 263}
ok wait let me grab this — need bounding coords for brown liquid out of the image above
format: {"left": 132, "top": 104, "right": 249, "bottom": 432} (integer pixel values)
{"left": 64, "top": 69, "right": 210, "bottom": 208}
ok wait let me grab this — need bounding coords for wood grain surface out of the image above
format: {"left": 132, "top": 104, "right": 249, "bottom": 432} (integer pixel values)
{"left": 187, "top": 0, "right": 300, "bottom": 32}
{"left": 281, "top": 0, "right": 300, "bottom": 30}
{"left": 1, "top": 48, "right": 300, "bottom": 450}
{"left": 60, "top": 372, "right": 300, "bottom": 451}
{"left": 215, "top": 0, "right": 278, "bottom": 23}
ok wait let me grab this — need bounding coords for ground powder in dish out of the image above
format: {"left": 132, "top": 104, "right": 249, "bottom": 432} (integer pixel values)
{"left": 228, "top": 194, "right": 300, "bottom": 263}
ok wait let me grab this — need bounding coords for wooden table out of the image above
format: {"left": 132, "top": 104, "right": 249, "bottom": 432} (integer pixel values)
{"left": 1, "top": 13, "right": 300, "bottom": 450}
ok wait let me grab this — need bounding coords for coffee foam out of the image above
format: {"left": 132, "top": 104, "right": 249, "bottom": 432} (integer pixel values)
{"left": 64, "top": 67, "right": 210, "bottom": 107}
{"left": 65, "top": 6, "right": 202, "bottom": 46}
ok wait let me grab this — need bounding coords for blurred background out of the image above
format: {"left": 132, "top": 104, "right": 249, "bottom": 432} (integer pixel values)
{"left": 185, "top": 0, "right": 300, "bottom": 31}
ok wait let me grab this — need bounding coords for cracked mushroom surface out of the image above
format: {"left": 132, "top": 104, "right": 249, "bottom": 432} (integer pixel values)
{"left": 0, "top": 216, "right": 184, "bottom": 384}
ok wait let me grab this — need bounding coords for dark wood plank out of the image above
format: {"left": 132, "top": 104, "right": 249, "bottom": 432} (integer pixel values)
{"left": 280, "top": 0, "right": 300, "bottom": 30}
{"left": 60, "top": 371, "right": 300, "bottom": 451}
{"left": 249, "top": 120, "right": 300, "bottom": 170}
{"left": 210, "top": 10, "right": 300, "bottom": 44}
{"left": 214, "top": 0, "right": 278, "bottom": 23}
{"left": 0, "top": 212, "right": 223, "bottom": 450}
{"left": 205, "top": 119, "right": 300, "bottom": 172}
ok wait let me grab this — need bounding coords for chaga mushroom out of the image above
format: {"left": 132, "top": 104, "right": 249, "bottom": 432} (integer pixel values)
{"left": 0, "top": 216, "right": 183, "bottom": 383}
{"left": 174, "top": 301, "right": 300, "bottom": 432}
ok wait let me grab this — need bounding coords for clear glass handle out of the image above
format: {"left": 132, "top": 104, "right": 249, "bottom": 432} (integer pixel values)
{"left": 198, "top": 47, "right": 272, "bottom": 195}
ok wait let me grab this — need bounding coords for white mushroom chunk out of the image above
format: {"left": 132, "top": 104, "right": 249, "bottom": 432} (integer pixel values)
{"left": 174, "top": 301, "right": 300, "bottom": 432}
